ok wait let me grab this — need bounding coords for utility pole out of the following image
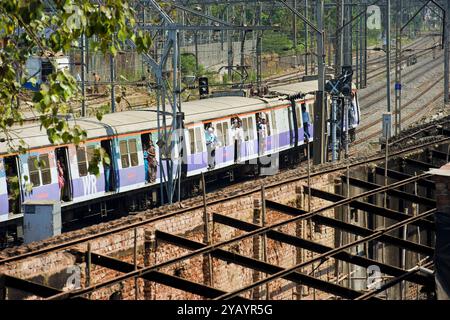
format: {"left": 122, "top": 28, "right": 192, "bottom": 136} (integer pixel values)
{"left": 446, "top": 0, "right": 450, "bottom": 104}
{"left": 305, "top": 0, "right": 309, "bottom": 75}
{"left": 293, "top": 0, "right": 297, "bottom": 50}
{"left": 343, "top": 0, "right": 352, "bottom": 67}
{"left": 394, "top": 0, "right": 402, "bottom": 134}
{"left": 386, "top": 0, "right": 391, "bottom": 113}
{"left": 313, "top": 0, "right": 326, "bottom": 165}
{"left": 363, "top": 1, "right": 368, "bottom": 88}
{"left": 335, "top": 0, "right": 344, "bottom": 76}
{"left": 80, "top": 33, "right": 86, "bottom": 117}
{"left": 256, "top": 2, "right": 262, "bottom": 90}
{"left": 110, "top": 54, "right": 115, "bottom": 113}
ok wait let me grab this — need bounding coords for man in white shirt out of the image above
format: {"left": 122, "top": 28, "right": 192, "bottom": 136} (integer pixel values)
{"left": 258, "top": 118, "right": 267, "bottom": 155}
{"left": 232, "top": 119, "right": 244, "bottom": 162}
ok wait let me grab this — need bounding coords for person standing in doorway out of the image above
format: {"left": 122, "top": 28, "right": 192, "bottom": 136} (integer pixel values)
{"left": 205, "top": 126, "right": 217, "bottom": 170}
{"left": 257, "top": 117, "right": 267, "bottom": 155}
{"left": 302, "top": 104, "right": 310, "bottom": 141}
{"left": 148, "top": 138, "right": 157, "bottom": 182}
{"left": 57, "top": 160, "right": 65, "bottom": 201}
{"left": 143, "top": 144, "right": 150, "bottom": 183}
{"left": 232, "top": 119, "right": 244, "bottom": 162}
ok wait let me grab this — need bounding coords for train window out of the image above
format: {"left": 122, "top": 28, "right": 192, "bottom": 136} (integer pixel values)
{"left": 194, "top": 127, "right": 203, "bottom": 153}
{"left": 77, "top": 145, "right": 96, "bottom": 176}
{"left": 76, "top": 147, "right": 88, "bottom": 177}
{"left": 308, "top": 103, "right": 314, "bottom": 123}
{"left": 28, "top": 154, "right": 51, "bottom": 187}
{"left": 28, "top": 156, "right": 41, "bottom": 187}
{"left": 270, "top": 110, "right": 277, "bottom": 132}
{"left": 120, "top": 140, "right": 130, "bottom": 168}
{"left": 129, "top": 139, "right": 139, "bottom": 167}
{"left": 40, "top": 154, "right": 51, "bottom": 185}
{"left": 189, "top": 128, "right": 195, "bottom": 154}
{"left": 242, "top": 117, "right": 254, "bottom": 141}
{"left": 215, "top": 122, "right": 229, "bottom": 146}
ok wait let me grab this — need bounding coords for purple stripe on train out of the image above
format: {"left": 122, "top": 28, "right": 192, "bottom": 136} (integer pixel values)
{"left": 0, "top": 193, "right": 9, "bottom": 216}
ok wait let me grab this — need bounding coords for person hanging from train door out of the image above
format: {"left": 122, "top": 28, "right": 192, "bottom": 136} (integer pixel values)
{"left": 205, "top": 126, "right": 218, "bottom": 170}
{"left": 57, "top": 159, "right": 65, "bottom": 202}
{"left": 232, "top": 118, "right": 244, "bottom": 162}
{"left": 257, "top": 117, "right": 267, "bottom": 156}
{"left": 148, "top": 137, "right": 157, "bottom": 182}
{"left": 302, "top": 103, "right": 310, "bottom": 141}
{"left": 143, "top": 143, "right": 150, "bottom": 183}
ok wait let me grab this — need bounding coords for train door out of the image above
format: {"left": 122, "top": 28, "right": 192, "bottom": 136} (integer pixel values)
{"left": 4, "top": 156, "right": 21, "bottom": 214}
{"left": 101, "top": 140, "right": 116, "bottom": 192}
{"left": 55, "top": 147, "right": 73, "bottom": 201}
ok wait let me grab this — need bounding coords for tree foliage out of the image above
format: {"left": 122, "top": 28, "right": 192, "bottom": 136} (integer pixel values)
{"left": 0, "top": 0, "right": 151, "bottom": 176}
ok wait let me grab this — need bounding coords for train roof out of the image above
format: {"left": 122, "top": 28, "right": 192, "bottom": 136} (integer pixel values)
{"left": 270, "top": 80, "right": 318, "bottom": 96}
{"left": 0, "top": 96, "right": 281, "bottom": 155}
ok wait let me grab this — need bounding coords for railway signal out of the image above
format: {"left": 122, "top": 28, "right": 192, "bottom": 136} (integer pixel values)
{"left": 198, "top": 77, "right": 209, "bottom": 97}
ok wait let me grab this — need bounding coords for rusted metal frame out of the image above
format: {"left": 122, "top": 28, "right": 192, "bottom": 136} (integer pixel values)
{"left": 3, "top": 274, "right": 85, "bottom": 300}
{"left": 304, "top": 187, "right": 435, "bottom": 231}
{"left": 213, "top": 213, "right": 431, "bottom": 286}
{"left": 355, "top": 261, "right": 434, "bottom": 300}
{"left": 87, "top": 251, "right": 232, "bottom": 299}
{"left": 403, "top": 158, "right": 439, "bottom": 170}
{"left": 375, "top": 166, "right": 435, "bottom": 189}
{"left": 265, "top": 200, "right": 433, "bottom": 256}
{"left": 43, "top": 173, "right": 433, "bottom": 300}
{"left": 341, "top": 176, "right": 436, "bottom": 207}
{"left": 213, "top": 210, "right": 435, "bottom": 300}
{"left": 156, "top": 230, "right": 367, "bottom": 300}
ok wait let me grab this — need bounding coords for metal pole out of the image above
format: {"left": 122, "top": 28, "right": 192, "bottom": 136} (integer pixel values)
{"left": 201, "top": 172, "right": 214, "bottom": 287}
{"left": 445, "top": 0, "right": 450, "bottom": 103}
{"left": 314, "top": 0, "right": 326, "bottom": 165}
{"left": 261, "top": 186, "right": 269, "bottom": 300}
{"left": 305, "top": 0, "right": 309, "bottom": 75}
{"left": 293, "top": 0, "right": 297, "bottom": 50}
{"left": 386, "top": 0, "right": 391, "bottom": 113}
{"left": 110, "top": 54, "right": 115, "bottom": 113}
{"left": 343, "top": 0, "right": 352, "bottom": 67}
{"left": 394, "top": 0, "right": 402, "bottom": 135}
{"left": 359, "top": 6, "right": 364, "bottom": 89}
{"left": 343, "top": 97, "right": 349, "bottom": 158}
{"left": 134, "top": 227, "right": 138, "bottom": 300}
{"left": 80, "top": 33, "right": 86, "bottom": 117}
{"left": 256, "top": 2, "right": 262, "bottom": 89}
{"left": 364, "top": 4, "right": 368, "bottom": 87}
{"left": 331, "top": 96, "right": 338, "bottom": 161}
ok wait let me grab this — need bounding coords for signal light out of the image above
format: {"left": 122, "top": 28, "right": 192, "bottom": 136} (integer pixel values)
{"left": 198, "top": 77, "right": 209, "bottom": 96}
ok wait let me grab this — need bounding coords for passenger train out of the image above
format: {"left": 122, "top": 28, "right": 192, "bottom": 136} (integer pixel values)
{"left": 0, "top": 80, "right": 360, "bottom": 243}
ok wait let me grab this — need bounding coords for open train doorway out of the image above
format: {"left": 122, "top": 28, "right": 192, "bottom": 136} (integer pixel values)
{"left": 4, "top": 156, "right": 21, "bottom": 214}
{"left": 101, "top": 139, "right": 116, "bottom": 192}
{"left": 55, "top": 147, "right": 73, "bottom": 201}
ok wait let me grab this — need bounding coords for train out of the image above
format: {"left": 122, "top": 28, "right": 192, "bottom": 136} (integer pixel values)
{"left": 0, "top": 80, "right": 360, "bottom": 244}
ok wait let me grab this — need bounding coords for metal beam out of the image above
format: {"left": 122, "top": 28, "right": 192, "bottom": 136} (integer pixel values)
{"left": 375, "top": 166, "right": 435, "bottom": 189}
{"left": 88, "top": 252, "right": 231, "bottom": 299}
{"left": 156, "top": 230, "right": 368, "bottom": 299}
{"left": 265, "top": 200, "right": 434, "bottom": 257}
{"left": 431, "top": 149, "right": 450, "bottom": 161}
{"left": 3, "top": 274, "right": 85, "bottom": 299}
{"left": 213, "top": 213, "right": 431, "bottom": 286}
{"left": 341, "top": 176, "right": 436, "bottom": 207}
{"left": 304, "top": 186, "right": 435, "bottom": 231}
{"left": 403, "top": 158, "right": 439, "bottom": 170}
{"left": 138, "top": 24, "right": 276, "bottom": 31}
